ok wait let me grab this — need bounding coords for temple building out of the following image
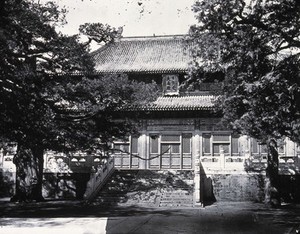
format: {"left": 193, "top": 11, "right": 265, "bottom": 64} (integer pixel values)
{"left": 1, "top": 35, "right": 300, "bottom": 205}
{"left": 90, "top": 35, "right": 299, "bottom": 169}
{"left": 88, "top": 35, "right": 300, "bottom": 205}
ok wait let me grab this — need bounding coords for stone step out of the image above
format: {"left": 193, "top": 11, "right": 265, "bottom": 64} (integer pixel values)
{"left": 159, "top": 198, "right": 194, "bottom": 201}
{"left": 160, "top": 199, "right": 193, "bottom": 203}
{"left": 160, "top": 197, "right": 193, "bottom": 201}
{"left": 95, "top": 196, "right": 127, "bottom": 203}
{"left": 96, "top": 196, "right": 127, "bottom": 200}
{"left": 161, "top": 194, "right": 192, "bottom": 197}
{"left": 159, "top": 190, "right": 193, "bottom": 207}
{"left": 164, "top": 190, "right": 190, "bottom": 193}
{"left": 159, "top": 201, "right": 193, "bottom": 205}
{"left": 161, "top": 197, "right": 192, "bottom": 201}
{"left": 92, "top": 170, "right": 195, "bottom": 208}
{"left": 159, "top": 203, "right": 194, "bottom": 207}
{"left": 162, "top": 193, "right": 191, "bottom": 196}
{"left": 101, "top": 188, "right": 128, "bottom": 192}
{"left": 97, "top": 193, "right": 127, "bottom": 197}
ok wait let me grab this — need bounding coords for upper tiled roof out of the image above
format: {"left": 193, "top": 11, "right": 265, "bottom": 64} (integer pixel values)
{"left": 92, "top": 35, "right": 191, "bottom": 74}
{"left": 127, "top": 95, "right": 215, "bottom": 111}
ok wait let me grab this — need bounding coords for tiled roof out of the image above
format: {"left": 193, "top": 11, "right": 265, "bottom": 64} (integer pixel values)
{"left": 92, "top": 35, "right": 191, "bottom": 74}
{"left": 127, "top": 95, "right": 216, "bottom": 111}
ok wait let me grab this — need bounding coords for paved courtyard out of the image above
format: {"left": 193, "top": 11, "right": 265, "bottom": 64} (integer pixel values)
{"left": 0, "top": 200, "right": 299, "bottom": 234}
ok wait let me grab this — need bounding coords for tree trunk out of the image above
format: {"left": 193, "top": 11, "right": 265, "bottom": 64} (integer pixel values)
{"left": 31, "top": 146, "right": 45, "bottom": 201}
{"left": 265, "top": 139, "right": 281, "bottom": 207}
{"left": 11, "top": 144, "right": 45, "bottom": 202}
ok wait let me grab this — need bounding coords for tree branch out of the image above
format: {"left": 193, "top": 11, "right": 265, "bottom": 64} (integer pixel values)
{"left": 235, "top": 18, "right": 300, "bottom": 49}
{"left": 109, "top": 147, "right": 171, "bottom": 161}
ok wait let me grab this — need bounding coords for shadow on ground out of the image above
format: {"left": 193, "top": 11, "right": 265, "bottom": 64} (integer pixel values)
{"left": 0, "top": 200, "right": 300, "bottom": 234}
{"left": 0, "top": 200, "right": 179, "bottom": 218}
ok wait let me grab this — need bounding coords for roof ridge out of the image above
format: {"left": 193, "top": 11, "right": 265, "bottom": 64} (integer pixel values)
{"left": 120, "top": 34, "right": 186, "bottom": 41}
{"left": 158, "top": 95, "right": 215, "bottom": 98}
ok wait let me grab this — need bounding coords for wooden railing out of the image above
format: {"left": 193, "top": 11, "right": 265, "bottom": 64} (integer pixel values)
{"left": 83, "top": 157, "right": 115, "bottom": 202}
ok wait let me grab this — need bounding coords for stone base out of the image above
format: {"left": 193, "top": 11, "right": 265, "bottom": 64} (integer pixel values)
{"left": 203, "top": 173, "right": 265, "bottom": 202}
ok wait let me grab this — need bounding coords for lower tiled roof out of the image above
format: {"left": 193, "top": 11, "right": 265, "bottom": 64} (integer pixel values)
{"left": 127, "top": 95, "right": 216, "bottom": 111}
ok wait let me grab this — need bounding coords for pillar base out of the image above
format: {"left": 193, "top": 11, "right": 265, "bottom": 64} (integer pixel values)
{"left": 194, "top": 201, "right": 204, "bottom": 208}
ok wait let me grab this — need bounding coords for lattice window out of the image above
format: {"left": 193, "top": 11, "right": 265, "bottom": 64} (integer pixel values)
{"left": 213, "top": 135, "right": 230, "bottom": 141}
{"left": 203, "top": 134, "right": 211, "bottom": 155}
{"left": 251, "top": 139, "right": 286, "bottom": 156}
{"left": 114, "top": 142, "right": 130, "bottom": 154}
{"left": 251, "top": 138, "right": 267, "bottom": 156}
{"left": 114, "top": 136, "right": 138, "bottom": 155}
{"left": 161, "top": 144, "right": 170, "bottom": 153}
{"left": 213, "top": 143, "right": 230, "bottom": 156}
{"left": 113, "top": 136, "right": 140, "bottom": 169}
{"left": 149, "top": 133, "right": 192, "bottom": 169}
{"left": 182, "top": 134, "right": 192, "bottom": 154}
{"left": 172, "top": 144, "right": 180, "bottom": 153}
{"left": 150, "top": 135, "right": 159, "bottom": 154}
{"left": 231, "top": 136, "right": 239, "bottom": 155}
{"left": 202, "top": 133, "right": 239, "bottom": 156}
{"left": 161, "top": 135, "right": 180, "bottom": 142}
{"left": 131, "top": 137, "right": 138, "bottom": 154}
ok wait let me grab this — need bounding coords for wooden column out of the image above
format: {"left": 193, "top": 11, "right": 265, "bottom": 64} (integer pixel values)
{"left": 137, "top": 119, "right": 147, "bottom": 169}
{"left": 194, "top": 150, "right": 202, "bottom": 206}
{"left": 139, "top": 133, "right": 147, "bottom": 169}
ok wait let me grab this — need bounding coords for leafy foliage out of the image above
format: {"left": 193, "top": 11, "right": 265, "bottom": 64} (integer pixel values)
{"left": 1, "top": 0, "right": 91, "bottom": 148}
{"left": 188, "top": 0, "right": 300, "bottom": 144}
{"left": 47, "top": 74, "right": 159, "bottom": 152}
{"left": 0, "top": 0, "right": 157, "bottom": 152}
{"left": 0, "top": 0, "right": 159, "bottom": 201}
{"left": 79, "top": 23, "right": 123, "bottom": 45}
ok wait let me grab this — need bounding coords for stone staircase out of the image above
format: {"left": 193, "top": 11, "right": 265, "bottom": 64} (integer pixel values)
{"left": 91, "top": 170, "right": 194, "bottom": 208}
{"left": 92, "top": 170, "right": 139, "bottom": 206}
{"left": 159, "top": 190, "right": 194, "bottom": 207}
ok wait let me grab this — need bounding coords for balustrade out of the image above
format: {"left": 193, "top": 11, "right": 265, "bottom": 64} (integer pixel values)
{"left": 200, "top": 152, "right": 300, "bottom": 174}
{"left": 83, "top": 157, "right": 115, "bottom": 201}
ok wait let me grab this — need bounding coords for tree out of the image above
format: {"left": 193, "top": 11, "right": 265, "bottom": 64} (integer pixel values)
{"left": 0, "top": 0, "right": 158, "bottom": 202}
{"left": 49, "top": 74, "right": 159, "bottom": 153}
{"left": 188, "top": 0, "right": 300, "bottom": 206}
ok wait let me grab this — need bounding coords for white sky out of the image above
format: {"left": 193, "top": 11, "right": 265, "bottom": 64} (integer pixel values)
{"left": 48, "top": 0, "right": 197, "bottom": 37}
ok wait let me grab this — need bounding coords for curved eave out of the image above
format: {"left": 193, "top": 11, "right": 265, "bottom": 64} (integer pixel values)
{"left": 121, "top": 106, "right": 215, "bottom": 112}
{"left": 45, "top": 69, "right": 189, "bottom": 77}
{"left": 95, "top": 68, "right": 188, "bottom": 74}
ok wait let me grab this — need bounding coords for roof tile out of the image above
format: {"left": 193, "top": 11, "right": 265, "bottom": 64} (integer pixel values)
{"left": 127, "top": 95, "right": 215, "bottom": 111}
{"left": 92, "top": 35, "right": 191, "bottom": 73}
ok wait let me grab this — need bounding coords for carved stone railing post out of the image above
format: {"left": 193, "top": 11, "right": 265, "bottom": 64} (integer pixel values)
{"left": 194, "top": 150, "right": 202, "bottom": 207}
{"left": 83, "top": 156, "right": 115, "bottom": 202}
{"left": 245, "top": 150, "right": 250, "bottom": 159}
{"left": 220, "top": 148, "right": 225, "bottom": 169}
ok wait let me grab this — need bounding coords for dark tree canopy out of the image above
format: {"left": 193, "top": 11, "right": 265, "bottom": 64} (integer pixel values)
{"left": 0, "top": 0, "right": 156, "bottom": 151}
{"left": 188, "top": 0, "right": 300, "bottom": 144}
{"left": 0, "top": 0, "right": 159, "bottom": 201}
{"left": 1, "top": 0, "right": 85, "bottom": 151}
{"left": 189, "top": 0, "right": 300, "bottom": 207}
{"left": 79, "top": 23, "right": 123, "bottom": 45}
{"left": 49, "top": 74, "right": 159, "bottom": 152}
